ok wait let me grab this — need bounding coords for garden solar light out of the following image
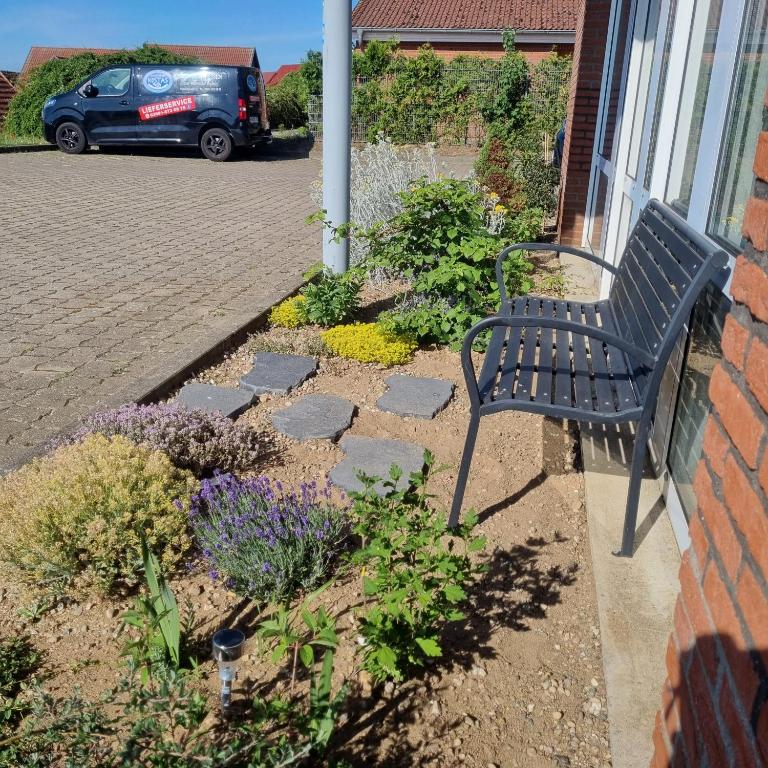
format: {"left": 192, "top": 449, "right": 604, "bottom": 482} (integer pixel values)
{"left": 212, "top": 628, "right": 245, "bottom": 714}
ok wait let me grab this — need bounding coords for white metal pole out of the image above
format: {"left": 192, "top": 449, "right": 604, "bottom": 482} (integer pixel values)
{"left": 322, "top": 0, "right": 351, "bottom": 273}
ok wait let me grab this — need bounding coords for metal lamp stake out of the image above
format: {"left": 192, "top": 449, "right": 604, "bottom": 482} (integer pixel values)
{"left": 212, "top": 628, "right": 245, "bottom": 715}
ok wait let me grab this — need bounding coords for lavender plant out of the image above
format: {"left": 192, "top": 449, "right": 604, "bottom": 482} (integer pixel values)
{"left": 189, "top": 474, "right": 347, "bottom": 605}
{"left": 67, "top": 403, "right": 262, "bottom": 477}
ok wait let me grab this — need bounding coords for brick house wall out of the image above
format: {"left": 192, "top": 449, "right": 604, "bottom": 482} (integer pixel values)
{"left": 649, "top": 99, "right": 768, "bottom": 767}
{"left": 364, "top": 40, "right": 574, "bottom": 65}
{"left": 0, "top": 72, "right": 16, "bottom": 126}
{"left": 557, "top": 0, "right": 612, "bottom": 246}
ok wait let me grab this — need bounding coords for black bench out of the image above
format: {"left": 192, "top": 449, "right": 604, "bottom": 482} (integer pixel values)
{"left": 449, "top": 200, "right": 728, "bottom": 556}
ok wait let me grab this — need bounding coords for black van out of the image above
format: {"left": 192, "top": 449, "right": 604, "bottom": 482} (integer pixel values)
{"left": 42, "top": 64, "right": 271, "bottom": 161}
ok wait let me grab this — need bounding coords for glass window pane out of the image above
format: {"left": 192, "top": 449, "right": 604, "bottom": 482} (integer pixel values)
{"left": 645, "top": 0, "right": 680, "bottom": 187}
{"left": 708, "top": 0, "right": 768, "bottom": 249}
{"left": 600, "top": 0, "right": 635, "bottom": 160}
{"left": 589, "top": 171, "right": 611, "bottom": 257}
{"left": 667, "top": 286, "right": 730, "bottom": 519}
{"left": 665, "top": 0, "right": 725, "bottom": 213}
{"left": 92, "top": 67, "right": 131, "bottom": 97}
{"left": 627, "top": 0, "right": 663, "bottom": 179}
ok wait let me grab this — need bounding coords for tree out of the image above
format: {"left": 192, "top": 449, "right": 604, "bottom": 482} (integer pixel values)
{"left": 300, "top": 50, "right": 323, "bottom": 96}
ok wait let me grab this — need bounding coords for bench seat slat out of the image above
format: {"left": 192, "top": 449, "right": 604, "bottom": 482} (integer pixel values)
{"left": 636, "top": 219, "right": 691, "bottom": 293}
{"left": 583, "top": 303, "right": 616, "bottom": 412}
{"left": 555, "top": 300, "right": 572, "bottom": 407}
{"left": 535, "top": 299, "right": 555, "bottom": 404}
{"left": 477, "top": 325, "right": 507, "bottom": 403}
{"left": 569, "top": 303, "right": 595, "bottom": 411}
{"left": 644, "top": 206, "right": 705, "bottom": 277}
{"left": 497, "top": 297, "right": 528, "bottom": 399}
{"left": 599, "top": 303, "right": 641, "bottom": 409}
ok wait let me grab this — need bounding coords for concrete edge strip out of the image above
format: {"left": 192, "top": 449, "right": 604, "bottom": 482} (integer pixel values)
{"left": 0, "top": 144, "right": 56, "bottom": 153}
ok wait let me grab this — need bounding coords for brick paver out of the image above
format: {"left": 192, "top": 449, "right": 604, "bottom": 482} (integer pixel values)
{"left": 0, "top": 145, "right": 321, "bottom": 470}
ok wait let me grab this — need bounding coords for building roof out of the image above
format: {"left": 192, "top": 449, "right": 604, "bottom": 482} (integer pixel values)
{"left": 351, "top": 0, "right": 579, "bottom": 32}
{"left": 20, "top": 44, "right": 258, "bottom": 79}
{"left": 264, "top": 64, "right": 301, "bottom": 87}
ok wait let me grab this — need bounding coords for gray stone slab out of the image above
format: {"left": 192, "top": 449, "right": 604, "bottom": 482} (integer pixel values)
{"left": 271, "top": 394, "right": 355, "bottom": 441}
{"left": 176, "top": 383, "right": 255, "bottom": 418}
{"left": 329, "top": 435, "right": 426, "bottom": 495}
{"left": 376, "top": 374, "right": 455, "bottom": 419}
{"left": 240, "top": 352, "right": 318, "bottom": 396}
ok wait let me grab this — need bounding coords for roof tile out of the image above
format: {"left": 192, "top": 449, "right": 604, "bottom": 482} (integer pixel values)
{"left": 351, "top": 0, "right": 579, "bottom": 31}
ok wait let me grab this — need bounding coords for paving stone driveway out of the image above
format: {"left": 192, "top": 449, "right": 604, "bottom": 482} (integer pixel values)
{"left": 0, "top": 144, "right": 321, "bottom": 470}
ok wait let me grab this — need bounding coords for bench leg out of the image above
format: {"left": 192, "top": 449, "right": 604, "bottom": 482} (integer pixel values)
{"left": 449, "top": 412, "right": 480, "bottom": 529}
{"left": 618, "top": 416, "right": 651, "bottom": 557}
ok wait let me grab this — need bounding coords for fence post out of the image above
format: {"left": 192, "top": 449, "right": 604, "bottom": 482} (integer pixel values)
{"left": 322, "top": 0, "right": 351, "bottom": 274}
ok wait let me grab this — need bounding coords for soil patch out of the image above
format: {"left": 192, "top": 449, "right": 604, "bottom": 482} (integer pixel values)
{"left": 0, "top": 279, "right": 610, "bottom": 768}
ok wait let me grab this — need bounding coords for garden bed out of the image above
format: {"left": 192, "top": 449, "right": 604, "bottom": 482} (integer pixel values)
{"left": 0, "top": 274, "right": 611, "bottom": 768}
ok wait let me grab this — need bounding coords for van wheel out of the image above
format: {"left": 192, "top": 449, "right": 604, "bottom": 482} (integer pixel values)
{"left": 201, "top": 128, "right": 232, "bottom": 161}
{"left": 55, "top": 122, "right": 86, "bottom": 154}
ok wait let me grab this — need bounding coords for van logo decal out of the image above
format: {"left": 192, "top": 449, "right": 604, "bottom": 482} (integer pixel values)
{"left": 247, "top": 74, "right": 258, "bottom": 92}
{"left": 139, "top": 95, "right": 196, "bottom": 121}
{"left": 142, "top": 69, "right": 174, "bottom": 94}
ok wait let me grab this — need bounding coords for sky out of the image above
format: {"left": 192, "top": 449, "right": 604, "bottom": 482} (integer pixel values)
{"left": 0, "top": 1, "right": 352, "bottom": 73}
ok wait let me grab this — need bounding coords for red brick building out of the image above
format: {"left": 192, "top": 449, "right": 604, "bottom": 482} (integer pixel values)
{"left": 0, "top": 71, "right": 16, "bottom": 125}
{"left": 559, "top": 0, "right": 768, "bottom": 761}
{"left": 351, "top": 0, "right": 577, "bottom": 65}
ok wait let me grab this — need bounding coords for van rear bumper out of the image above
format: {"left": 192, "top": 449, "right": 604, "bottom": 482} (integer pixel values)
{"left": 232, "top": 126, "right": 272, "bottom": 147}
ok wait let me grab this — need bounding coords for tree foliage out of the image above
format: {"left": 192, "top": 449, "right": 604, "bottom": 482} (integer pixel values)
{"left": 267, "top": 71, "right": 309, "bottom": 129}
{"left": 4, "top": 45, "right": 198, "bottom": 138}
{"left": 300, "top": 49, "right": 323, "bottom": 96}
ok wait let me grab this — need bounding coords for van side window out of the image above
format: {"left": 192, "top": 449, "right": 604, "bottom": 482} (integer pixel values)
{"left": 91, "top": 68, "right": 131, "bottom": 97}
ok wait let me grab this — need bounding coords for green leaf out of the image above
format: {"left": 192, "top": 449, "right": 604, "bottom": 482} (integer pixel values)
{"left": 375, "top": 646, "right": 398, "bottom": 675}
{"left": 415, "top": 637, "right": 442, "bottom": 657}
{"left": 468, "top": 535, "right": 487, "bottom": 552}
{"left": 299, "top": 644, "right": 315, "bottom": 668}
{"left": 363, "top": 576, "right": 380, "bottom": 595}
{"left": 444, "top": 584, "right": 466, "bottom": 603}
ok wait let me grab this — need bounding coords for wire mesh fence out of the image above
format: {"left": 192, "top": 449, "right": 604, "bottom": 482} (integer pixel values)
{"left": 307, "top": 61, "right": 570, "bottom": 148}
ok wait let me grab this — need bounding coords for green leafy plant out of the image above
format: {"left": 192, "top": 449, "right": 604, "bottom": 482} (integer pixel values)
{"left": 301, "top": 267, "right": 363, "bottom": 327}
{"left": 0, "top": 666, "right": 320, "bottom": 767}
{"left": 121, "top": 541, "right": 196, "bottom": 680}
{"left": 368, "top": 178, "right": 536, "bottom": 346}
{"left": 348, "top": 453, "right": 486, "bottom": 682}
{"left": 0, "top": 434, "right": 195, "bottom": 596}
{"left": 478, "top": 31, "right": 530, "bottom": 128}
{"left": 0, "top": 636, "right": 42, "bottom": 741}
{"left": 5, "top": 46, "right": 197, "bottom": 138}
{"left": 258, "top": 601, "right": 347, "bottom": 752}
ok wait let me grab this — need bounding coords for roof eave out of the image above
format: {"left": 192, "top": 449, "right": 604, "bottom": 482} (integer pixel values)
{"left": 353, "top": 28, "right": 576, "bottom": 45}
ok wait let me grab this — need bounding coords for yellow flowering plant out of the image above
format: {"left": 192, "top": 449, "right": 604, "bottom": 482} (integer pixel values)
{"left": 321, "top": 323, "right": 417, "bottom": 366}
{"left": 269, "top": 296, "right": 309, "bottom": 329}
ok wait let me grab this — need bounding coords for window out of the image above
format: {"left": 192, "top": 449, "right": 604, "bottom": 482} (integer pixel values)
{"left": 91, "top": 67, "right": 131, "bottom": 97}
{"left": 708, "top": 0, "right": 768, "bottom": 249}
{"left": 667, "top": 286, "right": 730, "bottom": 518}
{"left": 665, "top": 0, "right": 725, "bottom": 213}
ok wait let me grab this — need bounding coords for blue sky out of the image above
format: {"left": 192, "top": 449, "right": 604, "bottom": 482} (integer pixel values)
{"left": 0, "top": 1, "right": 353, "bottom": 73}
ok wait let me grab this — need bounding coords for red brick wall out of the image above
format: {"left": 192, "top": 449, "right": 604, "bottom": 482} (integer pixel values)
{"left": 557, "top": 0, "right": 612, "bottom": 246}
{"left": 649, "top": 105, "right": 768, "bottom": 768}
{"left": 0, "top": 73, "right": 16, "bottom": 126}
{"left": 385, "top": 40, "right": 574, "bottom": 65}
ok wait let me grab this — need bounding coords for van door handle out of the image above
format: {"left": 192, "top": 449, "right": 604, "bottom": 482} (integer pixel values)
{"left": 120, "top": 100, "right": 130, "bottom": 105}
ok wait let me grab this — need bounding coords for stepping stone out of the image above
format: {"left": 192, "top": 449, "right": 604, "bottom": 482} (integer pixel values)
{"left": 329, "top": 435, "right": 426, "bottom": 495}
{"left": 176, "top": 383, "right": 254, "bottom": 419}
{"left": 271, "top": 394, "right": 355, "bottom": 441}
{"left": 240, "top": 352, "right": 317, "bottom": 396}
{"left": 376, "top": 374, "right": 455, "bottom": 419}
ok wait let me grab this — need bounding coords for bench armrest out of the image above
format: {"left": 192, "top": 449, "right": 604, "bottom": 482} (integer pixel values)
{"left": 495, "top": 243, "right": 619, "bottom": 304}
{"left": 460, "top": 314, "right": 657, "bottom": 403}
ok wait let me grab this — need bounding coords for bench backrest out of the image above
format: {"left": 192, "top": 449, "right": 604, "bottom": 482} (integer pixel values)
{"left": 607, "top": 200, "right": 728, "bottom": 398}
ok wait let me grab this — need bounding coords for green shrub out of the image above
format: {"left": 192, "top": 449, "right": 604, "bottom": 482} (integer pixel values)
{"left": 5, "top": 45, "right": 197, "bottom": 138}
{"left": 300, "top": 49, "right": 323, "bottom": 96}
{"left": 348, "top": 454, "right": 486, "bottom": 682}
{"left": 0, "top": 434, "right": 196, "bottom": 595}
{"left": 267, "top": 71, "right": 309, "bottom": 129}
{"left": 367, "top": 178, "right": 536, "bottom": 346}
{"left": 478, "top": 31, "right": 530, "bottom": 128}
{"left": 301, "top": 267, "right": 362, "bottom": 327}
{"left": 321, "top": 323, "right": 417, "bottom": 366}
